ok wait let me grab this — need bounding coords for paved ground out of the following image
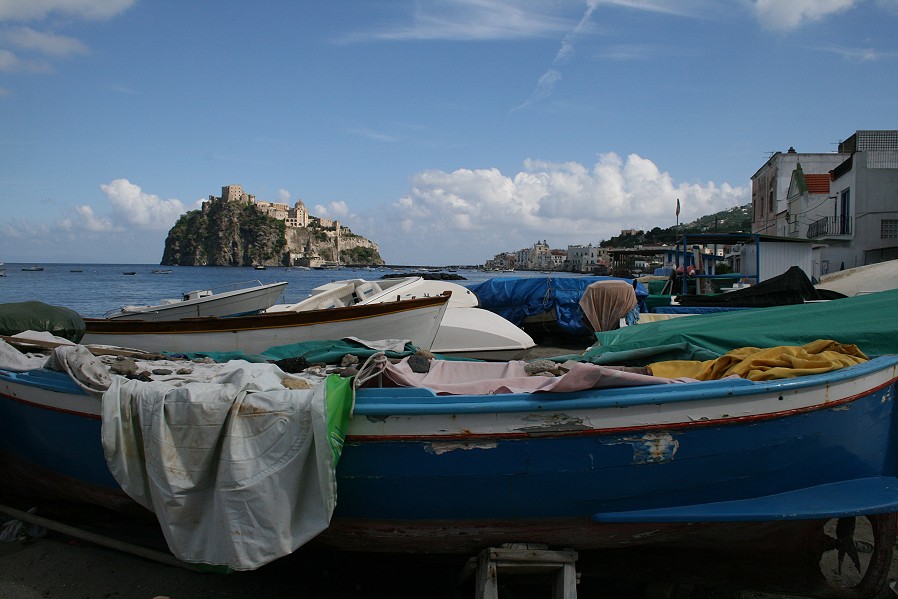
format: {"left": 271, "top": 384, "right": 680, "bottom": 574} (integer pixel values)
{"left": 2, "top": 511, "right": 897, "bottom": 599}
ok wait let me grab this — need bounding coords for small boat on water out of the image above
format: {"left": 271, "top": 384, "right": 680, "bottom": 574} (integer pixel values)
{"left": 103, "top": 280, "right": 289, "bottom": 322}
{"left": 150, "top": 269, "right": 172, "bottom": 275}
{"left": 21, "top": 266, "right": 44, "bottom": 272}
{"left": 122, "top": 271, "right": 137, "bottom": 276}
{"left": 0, "top": 326, "right": 897, "bottom": 595}
{"left": 0, "top": 262, "right": 5, "bottom": 277}
{"left": 274, "top": 276, "right": 536, "bottom": 360}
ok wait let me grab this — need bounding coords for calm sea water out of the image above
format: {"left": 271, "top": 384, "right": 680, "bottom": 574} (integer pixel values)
{"left": 0, "top": 263, "right": 581, "bottom": 318}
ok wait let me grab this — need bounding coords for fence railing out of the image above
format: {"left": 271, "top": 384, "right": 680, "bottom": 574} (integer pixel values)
{"left": 808, "top": 215, "right": 852, "bottom": 238}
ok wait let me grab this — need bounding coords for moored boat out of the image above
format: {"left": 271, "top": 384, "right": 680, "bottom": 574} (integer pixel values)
{"left": 274, "top": 276, "right": 535, "bottom": 360}
{"left": 104, "top": 280, "right": 288, "bottom": 321}
{"left": 82, "top": 293, "right": 450, "bottom": 354}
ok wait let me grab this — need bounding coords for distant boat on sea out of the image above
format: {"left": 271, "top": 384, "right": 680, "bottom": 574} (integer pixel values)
{"left": 21, "top": 266, "right": 44, "bottom": 272}
{"left": 150, "top": 269, "right": 173, "bottom": 274}
{"left": 122, "top": 271, "right": 137, "bottom": 276}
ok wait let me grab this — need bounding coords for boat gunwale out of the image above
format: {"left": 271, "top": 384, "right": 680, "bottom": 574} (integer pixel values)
{"left": 353, "top": 354, "right": 898, "bottom": 415}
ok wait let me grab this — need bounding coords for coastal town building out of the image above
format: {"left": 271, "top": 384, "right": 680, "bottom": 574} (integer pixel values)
{"left": 751, "top": 148, "right": 847, "bottom": 237}
{"left": 565, "top": 244, "right": 610, "bottom": 273}
{"left": 753, "top": 130, "right": 898, "bottom": 272}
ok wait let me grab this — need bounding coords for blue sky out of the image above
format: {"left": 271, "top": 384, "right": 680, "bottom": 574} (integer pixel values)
{"left": 1, "top": 0, "right": 896, "bottom": 266}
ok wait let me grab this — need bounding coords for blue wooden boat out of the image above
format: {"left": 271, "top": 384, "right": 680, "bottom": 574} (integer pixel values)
{"left": 1, "top": 350, "right": 897, "bottom": 595}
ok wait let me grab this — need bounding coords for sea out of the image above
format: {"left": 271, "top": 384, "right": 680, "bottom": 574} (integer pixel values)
{"left": 0, "top": 263, "right": 582, "bottom": 318}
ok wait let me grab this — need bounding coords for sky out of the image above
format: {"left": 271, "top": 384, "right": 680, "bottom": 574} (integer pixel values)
{"left": 1, "top": 0, "right": 897, "bottom": 266}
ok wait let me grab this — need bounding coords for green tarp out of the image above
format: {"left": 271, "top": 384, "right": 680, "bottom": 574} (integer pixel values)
{"left": 580, "top": 289, "right": 898, "bottom": 366}
{"left": 177, "top": 338, "right": 420, "bottom": 364}
{"left": 0, "top": 301, "right": 85, "bottom": 343}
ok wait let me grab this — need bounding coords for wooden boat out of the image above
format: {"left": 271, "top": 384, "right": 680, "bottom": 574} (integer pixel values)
{"left": 273, "top": 276, "right": 535, "bottom": 360}
{"left": 82, "top": 293, "right": 450, "bottom": 354}
{"left": 1, "top": 339, "right": 897, "bottom": 595}
{"left": 103, "top": 280, "right": 289, "bottom": 321}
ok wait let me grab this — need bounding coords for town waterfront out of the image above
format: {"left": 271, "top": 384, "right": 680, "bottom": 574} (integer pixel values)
{"left": 0, "top": 263, "right": 584, "bottom": 318}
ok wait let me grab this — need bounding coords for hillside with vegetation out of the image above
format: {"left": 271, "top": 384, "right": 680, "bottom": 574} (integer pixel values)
{"left": 161, "top": 200, "right": 287, "bottom": 266}
{"left": 600, "top": 204, "right": 752, "bottom": 248}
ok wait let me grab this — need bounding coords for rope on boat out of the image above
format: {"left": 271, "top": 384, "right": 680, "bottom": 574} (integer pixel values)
{"left": 354, "top": 351, "right": 387, "bottom": 389}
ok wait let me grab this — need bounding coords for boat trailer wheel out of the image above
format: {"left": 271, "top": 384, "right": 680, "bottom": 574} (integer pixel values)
{"left": 817, "top": 513, "right": 896, "bottom": 597}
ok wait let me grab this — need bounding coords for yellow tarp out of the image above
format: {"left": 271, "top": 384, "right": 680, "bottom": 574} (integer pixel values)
{"left": 647, "top": 339, "right": 869, "bottom": 381}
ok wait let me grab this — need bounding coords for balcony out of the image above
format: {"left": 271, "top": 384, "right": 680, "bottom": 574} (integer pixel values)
{"left": 808, "top": 215, "right": 853, "bottom": 239}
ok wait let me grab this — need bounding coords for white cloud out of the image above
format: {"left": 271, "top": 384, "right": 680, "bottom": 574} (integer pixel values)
{"left": 3, "top": 26, "right": 88, "bottom": 56}
{"left": 751, "top": 0, "right": 859, "bottom": 31}
{"left": 0, "top": 0, "right": 135, "bottom": 21}
{"left": 96, "top": 179, "right": 186, "bottom": 230}
{"left": 0, "top": 47, "right": 52, "bottom": 73}
{"left": 339, "top": 0, "right": 574, "bottom": 43}
{"left": 277, "top": 188, "right": 291, "bottom": 203}
{"left": 376, "top": 153, "right": 747, "bottom": 264}
{"left": 314, "top": 200, "right": 350, "bottom": 219}
{"left": 74, "top": 204, "right": 113, "bottom": 232}
{"left": 345, "top": 126, "right": 399, "bottom": 143}
{"left": 810, "top": 44, "right": 890, "bottom": 61}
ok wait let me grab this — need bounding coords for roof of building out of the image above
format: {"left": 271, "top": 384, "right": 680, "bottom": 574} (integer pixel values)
{"left": 804, "top": 173, "right": 831, "bottom": 194}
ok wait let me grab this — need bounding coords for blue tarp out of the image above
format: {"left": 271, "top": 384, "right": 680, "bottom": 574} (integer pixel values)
{"left": 468, "top": 276, "right": 648, "bottom": 337}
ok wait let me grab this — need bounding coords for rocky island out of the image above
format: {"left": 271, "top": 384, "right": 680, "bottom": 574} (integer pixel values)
{"left": 160, "top": 184, "right": 383, "bottom": 267}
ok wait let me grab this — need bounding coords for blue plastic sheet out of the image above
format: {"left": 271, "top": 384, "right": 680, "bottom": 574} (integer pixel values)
{"left": 468, "top": 276, "right": 648, "bottom": 337}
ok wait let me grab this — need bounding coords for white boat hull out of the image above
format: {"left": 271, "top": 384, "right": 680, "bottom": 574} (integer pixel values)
{"left": 83, "top": 295, "right": 449, "bottom": 355}
{"left": 286, "top": 277, "right": 535, "bottom": 360}
{"left": 107, "top": 281, "right": 288, "bottom": 321}
{"left": 431, "top": 307, "right": 535, "bottom": 360}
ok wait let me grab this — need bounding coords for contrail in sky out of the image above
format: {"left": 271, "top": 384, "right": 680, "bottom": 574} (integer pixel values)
{"left": 513, "top": 0, "right": 599, "bottom": 111}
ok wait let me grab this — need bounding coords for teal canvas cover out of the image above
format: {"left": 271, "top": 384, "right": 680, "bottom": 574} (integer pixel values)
{"left": 0, "top": 301, "right": 85, "bottom": 342}
{"left": 582, "top": 289, "right": 898, "bottom": 365}
{"left": 178, "top": 338, "right": 419, "bottom": 364}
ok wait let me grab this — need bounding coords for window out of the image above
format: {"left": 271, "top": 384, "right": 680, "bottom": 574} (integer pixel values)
{"left": 883, "top": 219, "right": 898, "bottom": 239}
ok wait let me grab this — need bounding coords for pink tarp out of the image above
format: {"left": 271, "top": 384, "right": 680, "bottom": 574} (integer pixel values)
{"left": 382, "top": 358, "right": 686, "bottom": 395}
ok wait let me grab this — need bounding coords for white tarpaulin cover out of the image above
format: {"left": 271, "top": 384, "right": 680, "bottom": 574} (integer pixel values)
{"left": 102, "top": 361, "right": 337, "bottom": 570}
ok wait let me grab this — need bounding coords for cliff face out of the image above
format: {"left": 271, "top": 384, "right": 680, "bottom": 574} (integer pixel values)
{"left": 161, "top": 201, "right": 286, "bottom": 266}
{"left": 161, "top": 201, "right": 383, "bottom": 266}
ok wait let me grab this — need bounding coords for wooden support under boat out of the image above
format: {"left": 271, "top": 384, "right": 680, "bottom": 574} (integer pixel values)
{"left": 459, "top": 545, "right": 579, "bottom": 599}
